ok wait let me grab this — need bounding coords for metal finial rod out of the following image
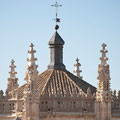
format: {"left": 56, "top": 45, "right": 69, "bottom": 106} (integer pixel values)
{"left": 51, "top": 2, "right": 62, "bottom": 18}
{"left": 51, "top": 1, "right": 62, "bottom": 30}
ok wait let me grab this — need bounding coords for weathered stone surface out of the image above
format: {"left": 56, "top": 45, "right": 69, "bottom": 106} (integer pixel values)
{"left": 0, "top": 38, "right": 120, "bottom": 120}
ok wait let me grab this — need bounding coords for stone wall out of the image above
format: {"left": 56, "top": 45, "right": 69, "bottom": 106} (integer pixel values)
{"left": 39, "top": 113, "right": 95, "bottom": 120}
{"left": 39, "top": 95, "right": 95, "bottom": 113}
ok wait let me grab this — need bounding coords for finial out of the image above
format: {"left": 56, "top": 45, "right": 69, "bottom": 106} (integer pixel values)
{"left": 76, "top": 58, "right": 79, "bottom": 64}
{"left": 51, "top": 1, "right": 62, "bottom": 31}
{"left": 9, "top": 59, "right": 17, "bottom": 79}
{"left": 100, "top": 43, "right": 108, "bottom": 66}
{"left": 55, "top": 25, "right": 59, "bottom": 31}
{"left": 24, "top": 43, "right": 38, "bottom": 81}
{"left": 73, "top": 58, "right": 82, "bottom": 79}
{"left": 27, "top": 43, "right": 37, "bottom": 67}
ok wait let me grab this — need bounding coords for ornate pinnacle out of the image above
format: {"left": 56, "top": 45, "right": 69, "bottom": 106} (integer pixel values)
{"left": 7, "top": 59, "right": 19, "bottom": 93}
{"left": 9, "top": 59, "right": 17, "bottom": 79}
{"left": 100, "top": 43, "right": 108, "bottom": 66}
{"left": 27, "top": 43, "right": 37, "bottom": 67}
{"left": 25, "top": 43, "right": 38, "bottom": 81}
{"left": 73, "top": 58, "right": 82, "bottom": 79}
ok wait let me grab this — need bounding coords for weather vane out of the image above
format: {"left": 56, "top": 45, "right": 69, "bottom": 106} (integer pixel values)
{"left": 51, "top": 1, "right": 62, "bottom": 31}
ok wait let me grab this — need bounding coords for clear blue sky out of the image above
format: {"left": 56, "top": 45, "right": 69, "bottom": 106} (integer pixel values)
{"left": 0, "top": 0, "right": 120, "bottom": 93}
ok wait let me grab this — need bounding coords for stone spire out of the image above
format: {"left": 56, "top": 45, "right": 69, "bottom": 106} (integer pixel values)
{"left": 7, "top": 59, "right": 19, "bottom": 92}
{"left": 96, "top": 43, "right": 111, "bottom": 120}
{"left": 100, "top": 43, "right": 108, "bottom": 66}
{"left": 27, "top": 43, "right": 38, "bottom": 67}
{"left": 23, "top": 44, "right": 39, "bottom": 120}
{"left": 97, "top": 43, "right": 111, "bottom": 92}
{"left": 73, "top": 58, "right": 82, "bottom": 79}
{"left": 24, "top": 43, "right": 38, "bottom": 81}
{"left": 48, "top": 32, "right": 66, "bottom": 70}
{"left": 9, "top": 59, "right": 17, "bottom": 79}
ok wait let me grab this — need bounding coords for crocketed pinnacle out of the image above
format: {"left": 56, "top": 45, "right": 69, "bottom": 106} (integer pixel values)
{"left": 96, "top": 43, "right": 111, "bottom": 104}
{"left": 100, "top": 43, "right": 108, "bottom": 66}
{"left": 97, "top": 43, "right": 111, "bottom": 91}
{"left": 24, "top": 43, "right": 38, "bottom": 81}
{"left": 27, "top": 43, "right": 37, "bottom": 67}
{"left": 9, "top": 59, "right": 17, "bottom": 79}
{"left": 7, "top": 59, "right": 18, "bottom": 93}
{"left": 73, "top": 58, "right": 82, "bottom": 79}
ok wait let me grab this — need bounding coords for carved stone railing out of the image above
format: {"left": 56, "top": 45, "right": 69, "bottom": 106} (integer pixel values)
{"left": 0, "top": 101, "right": 16, "bottom": 114}
{"left": 0, "top": 90, "right": 24, "bottom": 114}
{"left": 39, "top": 94, "right": 95, "bottom": 113}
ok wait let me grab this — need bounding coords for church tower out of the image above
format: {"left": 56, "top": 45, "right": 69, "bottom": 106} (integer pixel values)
{"left": 95, "top": 43, "right": 111, "bottom": 120}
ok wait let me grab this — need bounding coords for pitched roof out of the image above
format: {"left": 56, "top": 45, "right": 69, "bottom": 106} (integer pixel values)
{"left": 11, "top": 69, "right": 96, "bottom": 98}
{"left": 48, "top": 32, "right": 64, "bottom": 45}
{"left": 8, "top": 84, "right": 26, "bottom": 99}
{"left": 66, "top": 70, "right": 96, "bottom": 94}
{"left": 37, "top": 69, "right": 96, "bottom": 97}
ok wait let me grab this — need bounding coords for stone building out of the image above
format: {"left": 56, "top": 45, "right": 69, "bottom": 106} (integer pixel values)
{"left": 0, "top": 9, "right": 120, "bottom": 119}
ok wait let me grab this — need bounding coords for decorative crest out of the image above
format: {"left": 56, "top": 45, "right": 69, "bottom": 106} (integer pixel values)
{"left": 51, "top": 1, "right": 62, "bottom": 31}
{"left": 100, "top": 43, "right": 108, "bottom": 66}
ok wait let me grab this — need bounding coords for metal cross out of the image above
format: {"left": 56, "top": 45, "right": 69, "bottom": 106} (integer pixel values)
{"left": 51, "top": 2, "right": 62, "bottom": 25}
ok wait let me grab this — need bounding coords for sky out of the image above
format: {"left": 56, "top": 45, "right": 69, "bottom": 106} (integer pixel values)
{"left": 0, "top": 0, "right": 120, "bottom": 94}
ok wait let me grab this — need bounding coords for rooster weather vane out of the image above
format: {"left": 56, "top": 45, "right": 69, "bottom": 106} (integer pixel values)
{"left": 51, "top": 1, "right": 62, "bottom": 31}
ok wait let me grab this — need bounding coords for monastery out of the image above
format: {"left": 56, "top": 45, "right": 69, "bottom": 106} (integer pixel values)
{"left": 0, "top": 2, "right": 120, "bottom": 120}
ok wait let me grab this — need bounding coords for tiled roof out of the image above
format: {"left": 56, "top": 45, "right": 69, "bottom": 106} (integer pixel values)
{"left": 9, "top": 84, "right": 26, "bottom": 99}
{"left": 37, "top": 69, "right": 96, "bottom": 96}
{"left": 11, "top": 69, "right": 96, "bottom": 98}
{"left": 66, "top": 70, "right": 96, "bottom": 94}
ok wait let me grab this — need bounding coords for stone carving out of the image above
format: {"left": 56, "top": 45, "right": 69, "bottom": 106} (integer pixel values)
{"left": 96, "top": 43, "right": 111, "bottom": 120}
{"left": 6, "top": 59, "right": 19, "bottom": 94}
{"left": 0, "top": 34, "right": 120, "bottom": 120}
{"left": 73, "top": 58, "right": 82, "bottom": 79}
